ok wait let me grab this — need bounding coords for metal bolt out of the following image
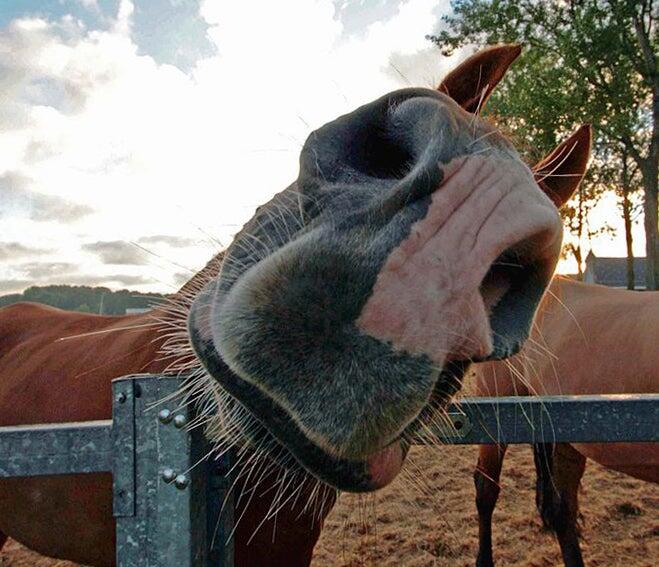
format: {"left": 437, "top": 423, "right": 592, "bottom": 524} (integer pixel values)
{"left": 115, "top": 392, "right": 127, "bottom": 404}
{"left": 174, "top": 474, "right": 189, "bottom": 490}
{"left": 173, "top": 414, "right": 187, "bottom": 429}
{"left": 158, "top": 409, "right": 173, "bottom": 424}
{"left": 161, "top": 468, "right": 176, "bottom": 483}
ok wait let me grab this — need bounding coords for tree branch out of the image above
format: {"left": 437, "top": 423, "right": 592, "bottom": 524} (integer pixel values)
{"left": 631, "top": 5, "right": 657, "bottom": 81}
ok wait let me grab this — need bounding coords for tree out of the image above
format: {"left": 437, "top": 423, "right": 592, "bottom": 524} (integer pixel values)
{"left": 618, "top": 154, "right": 644, "bottom": 289}
{"left": 429, "top": 0, "right": 658, "bottom": 289}
{"left": 560, "top": 175, "right": 615, "bottom": 278}
{"left": 0, "top": 285, "right": 166, "bottom": 314}
{"left": 598, "top": 143, "right": 644, "bottom": 288}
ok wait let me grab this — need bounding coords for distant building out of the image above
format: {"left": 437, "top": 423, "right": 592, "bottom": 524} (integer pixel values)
{"left": 583, "top": 251, "right": 647, "bottom": 289}
{"left": 125, "top": 307, "right": 151, "bottom": 315}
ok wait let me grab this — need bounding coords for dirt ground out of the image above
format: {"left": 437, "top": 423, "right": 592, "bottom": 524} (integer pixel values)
{"left": 1, "top": 445, "right": 657, "bottom": 567}
{"left": 313, "top": 445, "right": 658, "bottom": 566}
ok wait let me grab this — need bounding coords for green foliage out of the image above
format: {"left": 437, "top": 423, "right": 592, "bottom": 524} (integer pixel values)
{"left": 428, "top": 0, "right": 657, "bottom": 284}
{"left": 431, "top": 0, "right": 651, "bottom": 148}
{"left": 0, "top": 285, "right": 167, "bottom": 314}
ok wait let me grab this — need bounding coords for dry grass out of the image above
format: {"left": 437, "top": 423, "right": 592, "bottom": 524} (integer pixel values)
{"left": 313, "top": 445, "right": 658, "bottom": 567}
{"left": 1, "top": 445, "right": 657, "bottom": 566}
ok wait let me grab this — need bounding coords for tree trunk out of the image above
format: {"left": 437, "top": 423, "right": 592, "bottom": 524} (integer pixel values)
{"left": 574, "top": 245, "right": 583, "bottom": 280}
{"left": 641, "top": 161, "right": 659, "bottom": 290}
{"left": 576, "top": 188, "right": 584, "bottom": 279}
{"left": 623, "top": 195, "right": 635, "bottom": 290}
{"left": 620, "top": 155, "right": 635, "bottom": 290}
{"left": 631, "top": 0, "right": 659, "bottom": 290}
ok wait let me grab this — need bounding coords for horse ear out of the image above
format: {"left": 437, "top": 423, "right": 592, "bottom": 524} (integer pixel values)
{"left": 437, "top": 44, "right": 521, "bottom": 113}
{"left": 533, "top": 124, "right": 592, "bottom": 208}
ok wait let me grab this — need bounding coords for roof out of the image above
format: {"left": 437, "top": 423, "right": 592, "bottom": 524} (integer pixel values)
{"left": 584, "top": 252, "right": 647, "bottom": 288}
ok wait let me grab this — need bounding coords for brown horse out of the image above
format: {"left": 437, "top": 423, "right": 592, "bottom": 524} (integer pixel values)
{"left": 0, "top": 259, "right": 336, "bottom": 567}
{"left": 473, "top": 277, "right": 659, "bottom": 567}
{"left": 0, "top": 45, "right": 590, "bottom": 565}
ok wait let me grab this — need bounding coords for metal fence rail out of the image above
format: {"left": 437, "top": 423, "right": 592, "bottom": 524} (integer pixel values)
{"left": 422, "top": 394, "right": 659, "bottom": 445}
{"left": 0, "top": 374, "right": 657, "bottom": 566}
{"left": 0, "top": 419, "right": 112, "bottom": 476}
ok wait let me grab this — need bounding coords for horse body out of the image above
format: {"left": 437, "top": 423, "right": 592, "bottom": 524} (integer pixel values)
{"left": 473, "top": 277, "right": 659, "bottom": 566}
{"left": 0, "top": 301, "right": 328, "bottom": 567}
{"left": 477, "top": 277, "right": 658, "bottom": 480}
{"left": 0, "top": 303, "right": 158, "bottom": 566}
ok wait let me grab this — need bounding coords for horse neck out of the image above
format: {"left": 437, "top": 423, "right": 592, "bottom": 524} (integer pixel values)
{"left": 533, "top": 276, "right": 596, "bottom": 323}
{"left": 538, "top": 275, "right": 653, "bottom": 317}
{"left": 141, "top": 251, "right": 225, "bottom": 375}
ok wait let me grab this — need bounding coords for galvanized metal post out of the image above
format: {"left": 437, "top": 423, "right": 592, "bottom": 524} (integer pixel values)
{"left": 113, "top": 375, "right": 155, "bottom": 566}
{"left": 112, "top": 375, "right": 233, "bottom": 567}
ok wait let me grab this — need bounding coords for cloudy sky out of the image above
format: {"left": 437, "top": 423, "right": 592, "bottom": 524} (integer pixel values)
{"left": 0, "top": 0, "right": 645, "bottom": 295}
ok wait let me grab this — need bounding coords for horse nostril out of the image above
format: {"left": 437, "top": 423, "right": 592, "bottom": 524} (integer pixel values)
{"left": 346, "top": 122, "right": 416, "bottom": 180}
{"left": 479, "top": 228, "right": 562, "bottom": 361}
{"left": 299, "top": 100, "right": 415, "bottom": 186}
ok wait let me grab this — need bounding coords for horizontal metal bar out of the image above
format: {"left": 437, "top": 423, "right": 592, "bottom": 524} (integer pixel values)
{"left": 0, "top": 419, "right": 113, "bottom": 477}
{"left": 423, "top": 394, "right": 659, "bottom": 445}
{"left": 1, "top": 394, "right": 657, "bottom": 481}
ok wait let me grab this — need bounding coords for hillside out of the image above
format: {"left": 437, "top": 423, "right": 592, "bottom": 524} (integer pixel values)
{"left": 0, "top": 285, "right": 166, "bottom": 315}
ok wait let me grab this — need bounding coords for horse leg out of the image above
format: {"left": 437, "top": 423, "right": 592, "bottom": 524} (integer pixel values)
{"left": 534, "top": 443, "right": 586, "bottom": 567}
{"left": 534, "top": 443, "right": 557, "bottom": 529}
{"left": 474, "top": 443, "right": 508, "bottom": 567}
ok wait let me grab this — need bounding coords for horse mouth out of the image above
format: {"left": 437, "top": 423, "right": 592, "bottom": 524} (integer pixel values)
{"left": 188, "top": 321, "right": 406, "bottom": 492}
{"left": 189, "top": 303, "right": 469, "bottom": 493}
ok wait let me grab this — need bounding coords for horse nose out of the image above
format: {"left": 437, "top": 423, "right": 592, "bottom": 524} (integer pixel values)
{"left": 299, "top": 89, "right": 419, "bottom": 187}
{"left": 298, "top": 89, "right": 501, "bottom": 227}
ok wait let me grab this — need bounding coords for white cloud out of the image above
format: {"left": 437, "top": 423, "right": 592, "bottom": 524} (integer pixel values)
{"left": 0, "top": 0, "right": 459, "bottom": 292}
{"left": 114, "top": 0, "right": 134, "bottom": 36}
{"left": 77, "top": 0, "right": 100, "bottom": 10}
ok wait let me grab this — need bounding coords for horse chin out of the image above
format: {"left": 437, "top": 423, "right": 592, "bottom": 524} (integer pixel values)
{"left": 187, "top": 314, "right": 410, "bottom": 493}
{"left": 363, "top": 439, "right": 407, "bottom": 490}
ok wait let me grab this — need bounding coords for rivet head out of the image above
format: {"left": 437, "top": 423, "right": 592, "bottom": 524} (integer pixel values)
{"left": 173, "top": 414, "right": 187, "bottom": 429}
{"left": 115, "top": 392, "right": 127, "bottom": 404}
{"left": 158, "top": 409, "right": 173, "bottom": 424}
{"left": 174, "top": 474, "right": 189, "bottom": 490}
{"left": 161, "top": 468, "right": 176, "bottom": 483}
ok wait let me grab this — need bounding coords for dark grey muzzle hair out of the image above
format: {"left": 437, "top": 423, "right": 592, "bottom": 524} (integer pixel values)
{"left": 187, "top": 46, "right": 591, "bottom": 492}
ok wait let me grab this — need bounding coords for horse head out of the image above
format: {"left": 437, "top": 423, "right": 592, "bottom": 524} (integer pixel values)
{"left": 187, "top": 45, "right": 591, "bottom": 492}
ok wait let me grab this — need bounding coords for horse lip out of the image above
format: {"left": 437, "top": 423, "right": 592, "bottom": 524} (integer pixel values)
{"left": 364, "top": 438, "right": 406, "bottom": 490}
{"left": 187, "top": 323, "right": 413, "bottom": 492}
